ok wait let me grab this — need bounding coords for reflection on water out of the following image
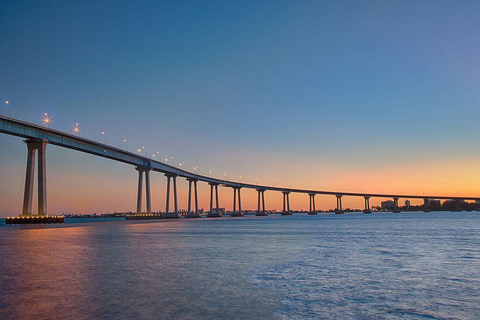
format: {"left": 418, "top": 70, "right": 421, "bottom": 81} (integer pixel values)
{"left": 1, "top": 212, "right": 479, "bottom": 319}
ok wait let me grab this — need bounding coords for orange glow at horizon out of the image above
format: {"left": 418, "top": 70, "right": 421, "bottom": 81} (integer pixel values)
{"left": 1, "top": 151, "right": 479, "bottom": 217}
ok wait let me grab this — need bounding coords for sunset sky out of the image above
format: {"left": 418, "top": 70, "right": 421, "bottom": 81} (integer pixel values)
{"left": 1, "top": 1, "right": 480, "bottom": 216}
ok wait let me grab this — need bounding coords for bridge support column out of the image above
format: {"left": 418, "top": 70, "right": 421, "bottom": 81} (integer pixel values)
{"left": 231, "top": 187, "right": 244, "bottom": 217}
{"left": 423, "top": 198, "right": 430, "bottom": 212}
{"left": 136, "top": 167, "right": 144, "bottom": 213}
{"left": 37, "top": 140, "right": 47, "bottom": 215}
{"left": 281, "top": 191, "right": 292, "bottom": 215}
{"left": 363, "top": 196, "right": 372, "bottom": 213}
{"left": 392, "top": 197, "right": 400, "bottom": 213}
{"left": 335, "top": 195, "right": 344, "bottom": 214}
{"left": 8, "top": 139, "right": 64, "bottom": 224}
{"left": 207, "top": 183, "right": 222, "bottom": 217}
{"left": 145, "top": 168, "right": 151, "bottom": 213}
{"left": 308, "top": 193, "right": 317, "bottom": 215}
{"left": 21, "top": 139, "right": 49, "bottom": 216}
{"left": 164, "top": 174, "right": 180, "bottom": 218}
{"left": 256, "top": 189, "right": 267, "bottom": 216}
{"left": 238, "top": 188, "right": 242, "bottom": 216}
{"left": 195, "top": 180, "right": 199, "bottom": 214}
{"left": 185, "top": 178, "right": 200, "bottom": 218}
{"left": 135, "top": 166, "right": 151, "bottom": 214}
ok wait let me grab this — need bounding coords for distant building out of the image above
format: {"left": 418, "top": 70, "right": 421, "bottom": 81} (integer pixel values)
{"left": 381, "top": 200, "right": 394, "bottom": 210}
{"left": 405, "top": 200, "right": 411, "bottom": 209}
{"left": 428, "top": 199, "right": 442, "bottom": 211}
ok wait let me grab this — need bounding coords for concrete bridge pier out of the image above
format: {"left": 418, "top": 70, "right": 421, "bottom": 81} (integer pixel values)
{"left": 136, "top": 167, "right": 144, "bottom": 213}
{"left": 392, "top": 197, "right": 401, "bottom": 213}
{"left": 126, "top": 165, "right": 159, "bottom": 220}
{"left": 7, "top": 139, "right": 64, "bottom": 224}
{"left": 454, "top": 199, "right": 462, "bottom": 212}
{"left": 207, "top": 182, "right": 222, "bottom": 217}
{"left": 256, "top": 189, "right": 267, "bottom": 216}
{"left": 363, "top": 196, "right": 372, "bottom": 213}
{"left": 23, "top": 139, "right": 48, "bottom": 216}
{"left": 135, "top": 166, "right": 152, "bottom": 214}
{"left": 423, "top": 198, "right": 430, "bottom": 212}
{"left": 335, "top": 195, "right": 344, "bottom": 214}
{"left": 281, "top": 191, "right": 292, "bottom": 215}
{"left": 308, "top": 193, "right": 317, "bottom": 215}
{"left": 164, "top": 174, "right": 180, "bottom": 218}
{"left": 185, "top": 178, "right": 200, "bottom": 218}
{"left": 231, "top": 187, "right": 244, "bottom": 217}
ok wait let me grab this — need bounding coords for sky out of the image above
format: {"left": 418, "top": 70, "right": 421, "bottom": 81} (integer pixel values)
{"left": 1, "top": 0, "right": 480, "bottom": 216}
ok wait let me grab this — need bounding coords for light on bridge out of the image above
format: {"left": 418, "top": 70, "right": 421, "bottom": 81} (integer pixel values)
{"left": 73, "top": 123, "right": 80, "bottom": 135}
{"left": 43, "top": 113, "right": 51, "bottom": 128}
{"left": 5, "top": 100, "right": 11, "bottom": 117}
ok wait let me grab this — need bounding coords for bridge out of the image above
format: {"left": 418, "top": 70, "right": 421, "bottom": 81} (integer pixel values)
{"left": 1, "top": 115, "right": 478, "bottom": 223}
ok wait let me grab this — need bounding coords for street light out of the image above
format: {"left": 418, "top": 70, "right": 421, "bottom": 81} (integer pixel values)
{"left": 5, "top": 100, "right": 11, "bottom": 117}
{"left": 43, "top": 113, "right": 51, "bottom": 128}
{"left": 255, "top": 178, "right": 258, "bottom": 185}
{"left": 73, "top": 123, "right": 80, "bottom": 135}
{"left": 123, "top": 139, "right": 128, "bottom": 150}
{"left": 273, "top": 180, "right": 275, "bottom": 187}
{"left": 101, "top": 131, "right": 106, "bottom": 144}
{"left": 142, "top": 146, "right": 146, "bottom": 156}
{"left": 209, "top": 169, "right": 212, "bottom": 177}
{"left": 224, "top": 173, "right": 227, "bottom": 180}
{"left": 240, "top": 176, "right": 243, "bottom": 183}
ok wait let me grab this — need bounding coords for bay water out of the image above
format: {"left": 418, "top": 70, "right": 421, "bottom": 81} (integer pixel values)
{"left": 1, "top": 212, "right": 479, "bottom": 319}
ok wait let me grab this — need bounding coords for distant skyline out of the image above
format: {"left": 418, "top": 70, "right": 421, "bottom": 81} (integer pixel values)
{"left": 1, "top": 1, "right": 480, "bottom": 216}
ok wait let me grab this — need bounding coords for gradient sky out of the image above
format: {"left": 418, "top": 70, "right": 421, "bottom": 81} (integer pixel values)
{"left": 1, "top": 1, "right": 480, "bottom": 216}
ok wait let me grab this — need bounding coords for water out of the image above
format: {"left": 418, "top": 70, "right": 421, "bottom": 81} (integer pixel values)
{"left": 1, "top": 212, "right": 479, "bottom": 319}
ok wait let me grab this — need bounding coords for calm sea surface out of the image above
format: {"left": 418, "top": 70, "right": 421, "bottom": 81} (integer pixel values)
{"left": 1, "top": 212, "right": 479, "bottom": 319}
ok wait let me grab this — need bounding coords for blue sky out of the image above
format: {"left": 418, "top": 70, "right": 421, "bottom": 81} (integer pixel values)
{"left": 1, "top": 1, "right": 480, "bottom": 215}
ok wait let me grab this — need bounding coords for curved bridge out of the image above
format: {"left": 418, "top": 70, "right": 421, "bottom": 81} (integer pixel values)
{"left": 1, "top": 115, "right": 478, "bottom": 219}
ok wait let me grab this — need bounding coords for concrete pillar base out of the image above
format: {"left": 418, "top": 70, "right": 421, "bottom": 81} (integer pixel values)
{"left": 392, "top": 209, "right": 401, "bottom": 213}
{"left": 207, "top": 213, "right": 222, "bottom": 217}
{"left": 308, "top": 212, "right": 318, "bottom": 215}
{"left": 184, "top": 213, "right": 201, "bottom": 218}
{"left": 126, "top": 214, "right": 162, "bottom": 220}
{"left": 163, "top": 213, "right": 180, "bottom": 219}
{"left": 334, "top": 209, "right": 344, "bottom": 214}
{"left": 255, "top": 212, "right": 268, "bottom": 216}
{"left": 6, "top": 215, "right": 64, "bottom": 224}
{"left": 423, "top": 209, "right": 430, "bottom": 213}
{"left": 281, "top": 212, "right": 292, "bottom": 215}
{"left": 230, "top": 212, "right": 244, "bottom": 217}
{"left": 363, "top": 209, "right": 372, "bottom": 214}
